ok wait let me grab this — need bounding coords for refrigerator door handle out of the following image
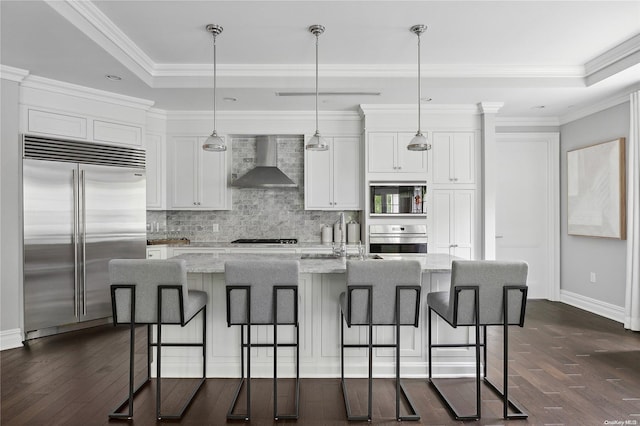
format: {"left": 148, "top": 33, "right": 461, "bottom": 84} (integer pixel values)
{"left": 81, "top": 169, "right": 87, "bottom": 316}
{"left": 73, "top": 169, "right": 79, "bottom": 318}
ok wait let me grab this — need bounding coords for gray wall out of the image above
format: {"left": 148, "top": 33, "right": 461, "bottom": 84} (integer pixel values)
{"left": 1, "top": 79, "right": 22, "bottom": 334}
{"left": 560, "top": 102, "right": 629, "bottom": 307}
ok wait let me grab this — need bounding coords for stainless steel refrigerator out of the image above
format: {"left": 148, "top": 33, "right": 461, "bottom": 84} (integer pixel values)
{"left": 22, "top": 135, "right": 147, "bottom": 339}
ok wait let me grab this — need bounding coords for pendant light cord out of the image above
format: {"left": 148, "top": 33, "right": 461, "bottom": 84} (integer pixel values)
{"left": 213, "top": 33, "right": 218, "bottom": 134}
{"left": 315, "top": 32, "right": 319, "bottom": 135}
{"left": 417, "top": 32, "right": 421, "bottom": 134}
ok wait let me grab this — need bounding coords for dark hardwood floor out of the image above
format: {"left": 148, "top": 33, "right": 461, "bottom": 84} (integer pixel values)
{"left": 2, "top": 300, "right": 639, "bottom": 425}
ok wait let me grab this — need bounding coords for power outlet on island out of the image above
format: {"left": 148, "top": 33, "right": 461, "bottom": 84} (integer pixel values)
{"left": 212, "top": 223, "right": 219, "bottom": 232}
{"left": 590, "top": 272, "right": 596, "bottom": 283}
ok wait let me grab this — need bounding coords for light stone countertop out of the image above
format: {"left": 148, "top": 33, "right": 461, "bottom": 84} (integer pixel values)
{"left": 172, "top": 252, "right": 457, "bottom": 274}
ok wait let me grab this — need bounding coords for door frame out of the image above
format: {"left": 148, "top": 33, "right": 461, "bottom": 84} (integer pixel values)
{"left": 494, "top": 132, "right": 560, "bottom": 301}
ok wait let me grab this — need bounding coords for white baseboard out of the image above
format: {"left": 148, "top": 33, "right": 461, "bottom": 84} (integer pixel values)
{"left": 0, "top": 328, "right": 24, "bottom": 351}
{"left": 560, "top": 290, "right": 625, "bottom": 323}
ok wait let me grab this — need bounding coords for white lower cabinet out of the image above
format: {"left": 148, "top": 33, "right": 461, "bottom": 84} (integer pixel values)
{"left": 146, "top": 246, "right": 168, "bottom": 259}
{"left": 431, "top": 189, "right": 475, "bottom": 259}
{"left": 167, "top": 136, "right": 230, "bottom": 210}
{"left": 304, "top": 136, "right": 361, "bottom": 210}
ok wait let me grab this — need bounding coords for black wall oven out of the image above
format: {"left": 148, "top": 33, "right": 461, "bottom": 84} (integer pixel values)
{"left": 368, "top": 224, "right": 428, "bottom": 254}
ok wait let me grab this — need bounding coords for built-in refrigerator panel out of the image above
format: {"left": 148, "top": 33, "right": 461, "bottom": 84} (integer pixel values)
{"left": 81, "top": 164, "right": 146, "bottom": 322}
{"left": 23, "top": 159, "right": 78, "bottom": 332}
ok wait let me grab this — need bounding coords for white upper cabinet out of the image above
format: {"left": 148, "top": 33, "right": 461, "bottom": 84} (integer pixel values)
{"left": 167, "top": 136, "right": 230, "bottom": 210}
{"left": 305, "top": 136, "right": 361, "bottom": 210}
{"left": 145, "top": 132, "right": 165, "bottom": 210}
{"left": 367, "top": 132, "right": 428, "bottom": 176}
{"left": 432, "top": 132, "right": 475, "bottom": 185}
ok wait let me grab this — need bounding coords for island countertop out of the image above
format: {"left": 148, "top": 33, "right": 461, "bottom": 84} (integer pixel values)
{"left": 172, "top": 252, "right": 457, "bottom": 274}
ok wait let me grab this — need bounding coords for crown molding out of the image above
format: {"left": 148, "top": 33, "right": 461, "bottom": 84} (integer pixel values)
{"left": 495, "top": 116, "right": 560, "bottom": 127}
{"left": 147, "top": 107, "right": 168, "bottom": 121}
{"left": 585, "top": 33, "right": 640, "bottom": 86}
{"left": 153, "top": 63, "right": 585, "bottom": 80}
{"left": 166, "top": 109, "right": 361, "bottom": 121}
{"left": 45, "top": 0, "right": 155, "bottom": 85}
{"left": 558, "top": 86, "right": 636, "bottom": 125}
{"left": 0, "top": 65, "right": 29, "bottom": 83}
{"left": 479, "top": 102, "right": 504, "bottom": 114}
{"left": 21, "top": 75, "right": 155, "bottom": 110}
{"left": 359, "top": 103, "right": 481, "bottom": 115}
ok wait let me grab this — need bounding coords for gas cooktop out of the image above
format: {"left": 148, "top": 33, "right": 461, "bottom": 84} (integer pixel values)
{"left": 231, "top": 238, "right": 298, "bottom": 245}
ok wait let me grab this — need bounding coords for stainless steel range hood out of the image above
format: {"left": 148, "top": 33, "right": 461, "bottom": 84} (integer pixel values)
{"left": 232, "top": 135, "right": 297, "bottom": 188}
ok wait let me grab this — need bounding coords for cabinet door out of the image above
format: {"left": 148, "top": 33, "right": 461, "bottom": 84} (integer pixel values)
{"left": 199, "top": 136, "right": 228, "bottom": 209}
{"left": 368, "top": 132, "right": 397, "bottom": 173}
{"left": 396, "top": 132, "right": 428, "bottom": 173}
{"left": 452, "top": 190, "right": 474, "bottom": 259}
{"left": 304, "top": 138, "right": 333, "bottom": 209}
{"left": 145, "top": 133, "right": 164, "bottom": 209}
{"left": 451, "top": 133, "right": 475, "bottom": 184}
{"left": 431, "top": 189, "right": 475, "bottom": 259}
{"left": 431, "top": 190, "right": 452, "bottom": 254}
{"left": 432, "top": 133, "right": 453, "bottom": 184}
{"left": 433, "top": 132, "right": 475, "bottom": 184}
{"left": 168, "top": 137, "right": 198, "bottom": 208}
{"left": 332, "top": 137, "right": 361, "bottom": 209}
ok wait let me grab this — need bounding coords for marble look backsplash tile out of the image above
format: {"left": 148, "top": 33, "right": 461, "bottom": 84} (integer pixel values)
{"left": 147, "top": 135, "right": 361, "bottom": 243}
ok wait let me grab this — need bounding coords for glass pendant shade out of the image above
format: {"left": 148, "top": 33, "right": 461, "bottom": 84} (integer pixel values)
{"left": 407, "top": 24, "right": 431, "bottom": 152}
{"left": 202, "top": 24, "right": 226, "bottom": 152}
{"left": 202, "top": 130, "right": 226, "bottom": 152}
{"left": 305, "top": 131, "right": 329, "bottom": 151}
{"left": 407, "top": 131, "right": 431, "bottom": 151}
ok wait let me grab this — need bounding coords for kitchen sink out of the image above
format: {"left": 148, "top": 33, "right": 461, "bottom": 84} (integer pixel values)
{"left": 300, "top": 253, "right": 383, "bottom": 260}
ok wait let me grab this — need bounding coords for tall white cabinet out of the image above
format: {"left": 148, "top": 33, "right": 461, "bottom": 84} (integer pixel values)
{"left": 431, "top": 189, "right": 475, "bottom": 259}
{"left": 304, "top": 136, "right": 361, "bottom": 210}
{"left": 167, "top": 136, "right": 230, "bottom": 210}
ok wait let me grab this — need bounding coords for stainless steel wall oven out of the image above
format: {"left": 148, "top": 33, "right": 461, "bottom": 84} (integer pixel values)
{"left": 368, "top": 224, "right": 428, "bottom": 254}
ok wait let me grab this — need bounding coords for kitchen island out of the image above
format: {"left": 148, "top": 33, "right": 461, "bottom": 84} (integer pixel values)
{"left": 156, "top": 253, "right": 475, "bottom": 379}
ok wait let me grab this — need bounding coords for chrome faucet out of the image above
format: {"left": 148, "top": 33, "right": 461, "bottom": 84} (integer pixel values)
{"left": 334, "top": 212, "right": 347, "bottom": 257}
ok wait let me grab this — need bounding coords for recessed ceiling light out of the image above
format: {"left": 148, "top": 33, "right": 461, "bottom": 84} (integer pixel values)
{"left": 105, "top": 74, "right": 122, "bottom": 81}
{"left": 223, "top": 97, "right": 238, "bottom": 102}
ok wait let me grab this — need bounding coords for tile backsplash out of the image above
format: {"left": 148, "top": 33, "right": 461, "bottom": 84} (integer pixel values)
{"left": 147, "top": 135, "right": 360, "bottom": 242}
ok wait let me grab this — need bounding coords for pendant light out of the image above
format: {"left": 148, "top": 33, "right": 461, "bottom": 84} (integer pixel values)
{"left": 407, "top": 24, "right": 431, "bottom": 151}
{"left": 202, "top": 24, "right": 226, "bottom": 152}
{"left": 305, "top": 24, "right": 328, "bottom": 151}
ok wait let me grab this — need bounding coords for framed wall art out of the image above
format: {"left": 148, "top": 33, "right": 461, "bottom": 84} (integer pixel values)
{"left": 567, "top": 138, "right": 626, "bottom": 239}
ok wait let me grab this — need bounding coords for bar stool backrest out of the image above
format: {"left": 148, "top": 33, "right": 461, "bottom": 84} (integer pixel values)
{"left": 346, "top": 260, "right": 422, "bottom": 326}
{"left": 109, "top": 259, "right": 189, "bottom": 324}
{"left": 225, "top": 260, "right": 299, "bottom": 325}
{"left": 449, "top": 260, "right": 528, "bottom": 325}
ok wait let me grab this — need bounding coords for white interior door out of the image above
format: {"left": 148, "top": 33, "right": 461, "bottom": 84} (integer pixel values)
{"left": 495, "top": 133, "right": 559, "bottom": 300}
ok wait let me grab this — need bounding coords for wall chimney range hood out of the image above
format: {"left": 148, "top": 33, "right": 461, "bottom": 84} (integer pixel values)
{"left": 232, "top": 135, "right": 298, "bottom": 188}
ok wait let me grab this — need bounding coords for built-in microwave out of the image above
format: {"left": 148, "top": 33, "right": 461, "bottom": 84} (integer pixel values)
{"left": 370, "top": 182, "right": 426, "bottom": 215}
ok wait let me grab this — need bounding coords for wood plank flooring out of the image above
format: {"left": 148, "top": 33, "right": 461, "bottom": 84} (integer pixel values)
{"left": 2, "top": 300, "right": 639, "bottom": 425}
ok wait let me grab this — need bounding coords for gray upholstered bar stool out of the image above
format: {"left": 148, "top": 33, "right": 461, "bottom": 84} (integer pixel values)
{"left": 427, "top": 260, "right": 528, "bottom": 420}
{"left": 225, "top": 259, "right": 300, "bottom": 421}
{"left": 108, "top": 259, "right": 207, "bottom": 421}
{"left": 340, "top": 259, "right": 422, "bottom": 421}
